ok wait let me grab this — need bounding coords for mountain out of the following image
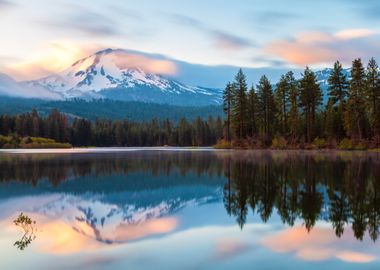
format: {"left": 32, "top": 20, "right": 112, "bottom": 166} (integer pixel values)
{"left": 0, "top": 73, "right": 60, "bottom": 99}
{"left": 24, "top": 49, "right": 223, "bottom": 106}
{"left": 315, "top": 68, "right": 351, "bottom": 102}
{"left": 0, "top": 47, "right": 352, "bottom": 107}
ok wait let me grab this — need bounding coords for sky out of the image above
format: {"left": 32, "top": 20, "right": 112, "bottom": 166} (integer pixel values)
{"left": 0, "top": 0, "right": 380, "bottom": 81}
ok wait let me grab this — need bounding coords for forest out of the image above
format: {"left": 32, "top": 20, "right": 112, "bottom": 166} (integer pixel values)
{"left": 221, "top": 58, "right": 380, "bottom": 149}
{"left": 0, "top": 109, "right": 223, "bottom": 147}
{"left": 1, "top": 57, "right": 380, "bottom": 149}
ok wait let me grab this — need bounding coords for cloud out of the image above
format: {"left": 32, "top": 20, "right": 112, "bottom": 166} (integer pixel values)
{"left": 169, "top": 14, "right": 255, "bottom": 51}
{"left": 1, "top": 41, "right": 104, "bottom": 80}
{"left": 111, "top": 52, "right": 177, "bottom": 76}
{"left": 343, "top": 0, "right": 380, "bottom": 21}
{"left": 254, "top": 11, "right": 299, "bottom": 23}
{"left": 261, "top": 225, "right": 377, "bottom": 263}
{"left": 36, "top": 4, "right": 122, "bottom": 38}
{"left": 264, "top": 29, "right": 380, "bottom": 66}
{"left": 0, "top": 0, "right": 12, "bottom": 7}
{"left": 335, "top": 29, "right": 376, "bottom": 40}
{"left": 0, "top": 0, "right": 14, "bottom": 12}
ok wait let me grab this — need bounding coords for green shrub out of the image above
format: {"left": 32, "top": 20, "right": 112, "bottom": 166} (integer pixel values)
{"left": 339, "top": 138, "right": 353, "bottom": 150}
{"left": 354, "top": 142, "right": 367, "bottom": 151}
{"left": 0, "top": 135, "right": 10, "bottom": 148}
{"left": 20, "top": 142, "right": 72, "bottom": 149}
{"left": 312, "top": 137, "right": 327, "bottom": 149}
{"left": 213, "top": 139, "right": 232, "bottom": 149}
{"left": 30, "top": 137, "right": 56, "bottom": 144}
{"left": 271, "top": 136, "right": 288, "bottom": 149}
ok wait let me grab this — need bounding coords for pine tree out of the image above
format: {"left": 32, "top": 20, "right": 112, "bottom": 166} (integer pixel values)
{"left": 231, "top": 69, "right": 248, "bottom": 140}
{"left": 299, "top": 67, "right": 323, "bottom": 143}
{"left": 247, "top": 85, "right": 258, "bottom": 137}
{"left": 286, "top": 71, "right": 300, "bottom": 141}
{"left": 327, "top": 61, "right": 349, "bottom": 139}
{"left": 366, "top": 58, "right": 380, "bottom": 137}
{"left": 345, "top": 59, "right": 367, "bottom": 141}
{"left": 223, "top": 82, "right": 234, "bottom": 142}
{"left": 325, "top": 98, "right": 337, "bottom": 139}
{"left": 257, "top": 75, "right": 276, "bottom": 144}
{"left": 275, "top": 74, "right": 290, "bottom": 134}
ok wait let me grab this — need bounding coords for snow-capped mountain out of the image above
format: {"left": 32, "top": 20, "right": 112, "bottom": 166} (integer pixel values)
{"left": 315, "top": 68, "right": 351, "bottom": 102}
{"left": 1, "top": 48, "right": 354, "bottom": 106}
{"left": 24, "top": 49, "right": 223, "bottom": 106}
{"left": 0, "top": 73, "right": 60, "bottom": 99}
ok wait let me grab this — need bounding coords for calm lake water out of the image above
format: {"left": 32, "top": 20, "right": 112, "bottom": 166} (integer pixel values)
{"left": 0, "top": 149, "right": 380, "bottom": 270}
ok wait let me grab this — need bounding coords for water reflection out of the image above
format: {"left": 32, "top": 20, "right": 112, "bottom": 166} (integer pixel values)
{"left": 1, "top": 150, "right": 380, "bottom": 269}
{"left": 222, "top": 151, "right": 380, "bottom": 241}
{"left": 1, "top": 151, "right": 380, "bottom": 243}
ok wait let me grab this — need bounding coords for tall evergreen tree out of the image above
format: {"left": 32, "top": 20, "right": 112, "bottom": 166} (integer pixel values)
{"left": 345, "top": 59, "right": 367, "bottom": 141}
{"left": 286, "top": 71, "right": 300, "bottom": 141}
{"left": 231, "top": 69, "right": 248, "bottom": 140}
{"left": 299, "top": 67, "right": 322, "bottom": 143}
{"left": 223, "top": 82, "right": 234, "bottom": 142}
{"left": 247, "top": 85, "right": 258, "bottom": 137}
{"left": 366, "top": 58, "right": 380, "bottom": 137}
{"left": 257, "top": 75, "right": 276, "bottom": 144}
{"left": 275, "top": 74, "right": 290, "bottom": 134}
{"left": 327, "top": 61, "right": 349, "bottom": 139}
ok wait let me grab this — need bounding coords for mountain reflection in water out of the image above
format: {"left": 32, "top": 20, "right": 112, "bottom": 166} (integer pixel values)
{"left": 1, "top": 151, "right": 379, "bottom": 242}
{"left": 0, "top": 150, "right": 380, "bottom": 269}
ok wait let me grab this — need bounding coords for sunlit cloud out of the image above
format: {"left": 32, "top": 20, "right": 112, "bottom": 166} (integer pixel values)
{"left": 1, "top": 41, "right": 104, "bottom": 80}
{"left": 335, "top": 29, "right": 376, "bottom": 40}
{"left": 264, "top": 28, "right": 380, "bottom": 66}
{"left": 111, "top": 51, "right": 177, "bottom": 76}
{"left": 0, "top": 41, "right": 178, "bottom": 81}
{"left": 261, "top": 225, "right": 377, "bottom": 263}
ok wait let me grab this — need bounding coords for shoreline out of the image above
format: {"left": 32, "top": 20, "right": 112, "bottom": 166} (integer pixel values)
{"left": 0, "top": 147, "right": 379, "bottom": 154}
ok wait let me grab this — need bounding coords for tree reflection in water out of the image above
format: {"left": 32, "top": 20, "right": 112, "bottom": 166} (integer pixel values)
{"left": 13, "top": 213, "right": 37, "bottom": 250}
{"left": 1, "top": 150, "right": 380, "bottom": 242}
{"left": 222, "top": 151, "right": 380, "bottom": 242}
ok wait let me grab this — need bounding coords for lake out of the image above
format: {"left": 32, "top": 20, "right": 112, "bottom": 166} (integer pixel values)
{"left": 0, "top": 148, "right": 379, "bottom": 270}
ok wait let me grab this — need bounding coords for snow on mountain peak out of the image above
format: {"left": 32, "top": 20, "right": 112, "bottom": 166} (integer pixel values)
{"left": 24, "top": 48, "right": 223, "bottom": 105}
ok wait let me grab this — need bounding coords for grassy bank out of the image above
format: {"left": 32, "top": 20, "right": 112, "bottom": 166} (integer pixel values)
{"left": 214, "top": 138, "right": 380, "bottom": 151}
{"left": 0, "top": 136, "right": 72, "bottom": 149}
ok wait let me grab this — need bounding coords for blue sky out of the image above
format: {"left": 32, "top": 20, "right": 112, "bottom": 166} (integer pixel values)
{"left": 0, "top": 0, "right": 379, "bottom": 80}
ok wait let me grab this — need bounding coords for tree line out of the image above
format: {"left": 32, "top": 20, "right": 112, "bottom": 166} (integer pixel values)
{"left": 0, "top": 109, "right": 223, "bottom": 147}
{"left": 223, "top": 58, "right": 380, "bottom": 149}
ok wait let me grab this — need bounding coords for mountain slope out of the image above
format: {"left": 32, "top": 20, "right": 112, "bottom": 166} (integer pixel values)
{"left": 0, "top": 73, "right": 60, "bottom": 99}
{"left": 315, "top": 68, "right": 351, "bottom": 102}
{"left": 25, "top": 49, "right": 223, "bottom": 106}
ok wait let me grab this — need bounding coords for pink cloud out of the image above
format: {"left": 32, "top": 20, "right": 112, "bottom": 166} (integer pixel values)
{"left": 264, "top": 29, "right": 380, "bottom": 66}
{"left": 112, "top": 51, "right": 177, "bottom": 76}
